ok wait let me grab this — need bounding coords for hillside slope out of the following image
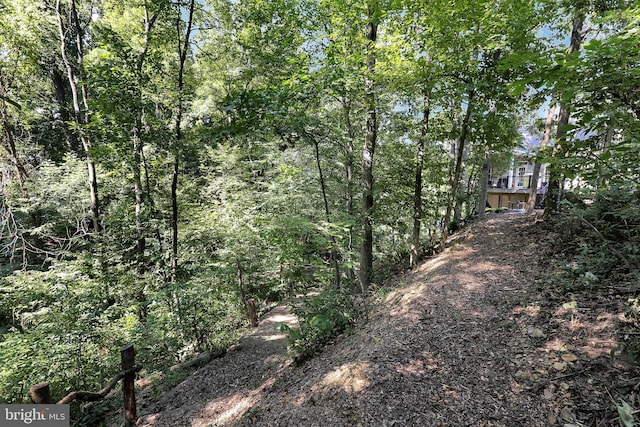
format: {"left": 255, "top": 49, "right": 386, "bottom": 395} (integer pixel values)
{"left": 136, "top": 213, "right": 637, "bottom": 426}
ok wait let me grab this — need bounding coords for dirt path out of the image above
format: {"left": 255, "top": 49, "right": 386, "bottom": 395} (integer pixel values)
{"left": 137, "top": 306, "right": 298, "bottom": 426}
{"left": 137, "top": 213, "right": 636, "bottom": 426}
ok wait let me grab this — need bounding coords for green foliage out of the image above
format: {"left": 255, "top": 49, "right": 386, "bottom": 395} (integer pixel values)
{"left": 282, "top": 287, "right": 362, "bottom": 363}
{"left": 0, "top": 252, "right": 247, "bottom": 404}
{"left": 0, "top": 0, "right": 636, "bottom": 414}
{"left": 0, "top": 263, "right": 131, "bottom": 402}
{"left": 545, "top": 186, "right": 639, "bottom": 293}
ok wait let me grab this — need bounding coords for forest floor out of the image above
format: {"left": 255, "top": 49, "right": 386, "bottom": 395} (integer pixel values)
{"left": 133, "top": 211, "right": 639, "bottom": 426}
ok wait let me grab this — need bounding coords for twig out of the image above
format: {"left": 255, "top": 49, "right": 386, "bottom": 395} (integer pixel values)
{"left": 550, "top": 366, "right": 591, "bottom": 382}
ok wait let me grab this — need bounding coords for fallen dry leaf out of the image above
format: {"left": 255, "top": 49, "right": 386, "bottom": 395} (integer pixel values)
{"left": 561, "top": 353, "right": 578, "bottom": 363}
{"left": 554, "top": 362, "right": 568, "bottom": 371}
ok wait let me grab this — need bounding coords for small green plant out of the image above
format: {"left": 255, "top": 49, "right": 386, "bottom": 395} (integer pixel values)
{"left": 617, "top": 399, "right": 636, "bottom": 427}
{"left": 243, "top": 406, "right": 260, "bottom": 419}
{"left": 281, "top": 287, "right": 361, "bottom": 363}
{"left": 163, "top": 369, "right": 186, "bottom": 389}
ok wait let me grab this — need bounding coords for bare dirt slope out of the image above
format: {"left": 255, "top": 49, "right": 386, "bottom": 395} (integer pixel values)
{"left": 137, "top": 212, "right": 638, "bottom": 426}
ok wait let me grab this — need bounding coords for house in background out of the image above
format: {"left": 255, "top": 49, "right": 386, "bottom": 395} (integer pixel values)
{"left": 487, "top": 134, "right": 548, "bottom": 210}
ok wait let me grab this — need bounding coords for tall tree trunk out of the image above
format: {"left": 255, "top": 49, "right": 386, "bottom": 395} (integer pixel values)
{"left": 55, "top": 0, "right": 101, "bottom": 232}
{"left": 341, "top": 98, "right": 356, "bottom": 282}
{"left": 141, "top": 146, "right": 166, "bottom": 268}
{"left": 133, "top": 6, "right": 158, "bottom": 264}
{"left": 477, "top": 156, "right": 490, "bottom": 220}
{"left": 171, "top": 0, "right": 195, "bottom": 282}
{"left": 50, "top": 68, "right": 77, "bottom": 152}
{"left": 133, "top": 122, "right": 146, "bottom": 259}
{"left": 441, "top": 91, "right": 474, "bottom": 251}
{"left": 596, "top": 124, "right": 614, "bottom": 189}
{"left": 359, "top": 3, "right": 378, "bottom": 292}
{"left": 310, "top": 134, "right": 341, "bottom": 288}
{"left": 544, "top": 11, "right": 585, "bottom": 219}
{"left": 236, "top": 258, "right": 256, "bottom": 326}
{"left": 410, "top": 89, "right": 430, "bottom": 268}
{"left": 527, "top": 103, "right": 556, "bottom": 213}
{"left": 0, "top": 96, "right": 28, "bottom": 186}
{"left": 454, "top": 151, "right": 470, "bottom": 225}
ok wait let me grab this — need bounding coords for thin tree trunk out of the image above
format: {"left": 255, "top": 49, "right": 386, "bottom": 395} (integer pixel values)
{"left": 359, "top": 3, "right": 378, "bottom": 292}
{"left": 55, "top": 0, "right": 101, "bottom": 232}
{"left": 477, "top": 156, "right": 490, "bottom": 220}
{"left": 545, "top": 11, "right": 584, "bottom": 219}
{"left": 441, "top": 91, "right": 474, "bottom": 251}
{"left": 132, "top": 6, "right": 158, "bottom": 264}
{"left": 50, "top": 68, "right": 77, "bottom": 152}
{"left": 341, "top": 98, "right": 356, "bottom": 282}
{"left": 410, "top": 90, "right": 430, "bottom": 268}
{"left": 236, "top": 258, "right": 256, "bottom": 326}
{"left": 133, "top": 123, "right": 145, "bottom": 258}
{"left": 141, "top": 143, "right": 165, "bottom": 266}
{"left": 527, "top": 103, "right": 556, "bottom": 213}
{"left": 171, "top": 0, "right": 195, "bottom": 282}
{"left": 70, "top": 0, "right": 100, "bottom": 230}
{"left": 310, "top": 135, "right": 341, "bottom": 288}
{"left": 0, "top": 97, "right": 28, "bottom": 186}
{"left": 596, "top": 125, "right": 614, "bottom": 189}
{"left": 170, "top": 158, "right": 179, "bottom": 281}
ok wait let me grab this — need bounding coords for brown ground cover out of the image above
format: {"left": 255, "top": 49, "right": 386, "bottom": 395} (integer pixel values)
{"left": 134, "top": 212, "right": 638, "bottom": 426}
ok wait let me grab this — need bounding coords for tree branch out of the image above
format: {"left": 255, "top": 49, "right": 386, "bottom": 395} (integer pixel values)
{"left": 57, "top": 365, "right": 142, "bottom": 405}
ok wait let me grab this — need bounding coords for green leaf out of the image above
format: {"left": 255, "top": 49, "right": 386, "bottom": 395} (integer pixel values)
{"left": 617, "top": 400, "right": 635, "bottom": 427}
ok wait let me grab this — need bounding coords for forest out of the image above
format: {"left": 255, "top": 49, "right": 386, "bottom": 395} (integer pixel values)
{"left": 0, "top": 0, "right": 638, "bottom": 418}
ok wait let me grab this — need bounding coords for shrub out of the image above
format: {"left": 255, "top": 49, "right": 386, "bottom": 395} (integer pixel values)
{"left": 554, "top": 186, "right": 640, "bottom": 290}
{"left": 281, "top": 287, "right": 362, "bottom": 363}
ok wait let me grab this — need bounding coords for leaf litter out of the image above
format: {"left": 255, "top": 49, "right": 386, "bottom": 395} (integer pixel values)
{"left": 131, "top": 212, "right": 639, "bottom": 426}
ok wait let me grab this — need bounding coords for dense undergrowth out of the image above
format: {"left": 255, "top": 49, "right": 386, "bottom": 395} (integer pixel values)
{"left": 0, "top": 257, "right": 248, "bottom": 404}
{"left": 541, "top": 186, "right": 640, "bottom": 359}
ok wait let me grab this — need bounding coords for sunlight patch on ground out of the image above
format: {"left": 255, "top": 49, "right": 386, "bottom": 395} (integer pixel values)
{"left": 388, "top": 291, "right": 433, "bottom": 322}
{"left": 441, "top": 383, "right": 463, "bottom": 401}
{"left": 252, "top": 333, "right": 287, "bottom": 341}
{"left": 195, "top": 393, "right": 248, "bottom": 426}
{"left": 547, "top": 306, "right": 622, "bottom": 360}
{"left": 462, "top": 281, "right": 483, "bottom": 292}
{"left": 314, "top": 361, "right": 370, "bottom": 394}
{"left": 192, "top": 367, "right": 285, "bottom": 426}
{"left": 513, "top": 305, "right": 541, "bottom": 317}
{"left": 395, "top": 354, "right": 438, "bottom": 376}
{"left": 544, "top": 338, "right": 570, "bottom": 352}
{"left": 267, "top": 314, "right": 298, "bottom": 324}
{"left": 416, "top": 257, "right": 447, "bottom": 274}
{"left": 419, "top": 351, "right": 439, "bottom": 369}
{"left": 579, "top": 336, "right": 619, "bottom": 359}
{"left": 568, "top": 315, "right": 584, "bottom": 332}
{"left": 593, "top": 312, "right": 618, "bottom": 332}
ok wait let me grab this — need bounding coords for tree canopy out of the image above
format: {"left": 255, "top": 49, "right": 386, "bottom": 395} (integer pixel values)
{"left": 0, "top": 0, "right": 637, "bottom": 413}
